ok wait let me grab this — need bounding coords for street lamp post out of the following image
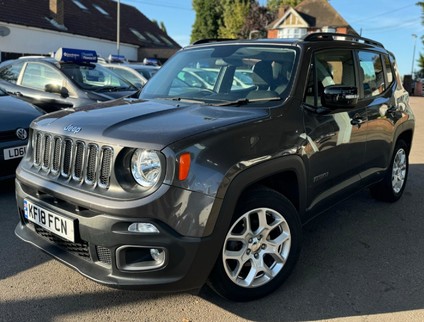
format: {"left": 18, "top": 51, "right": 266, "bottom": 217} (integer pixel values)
{"left": 411, "top": 34, "right": 417, "bottom": 77}
{"left": 117, "top": 0, "right": 120, "bottom": 55}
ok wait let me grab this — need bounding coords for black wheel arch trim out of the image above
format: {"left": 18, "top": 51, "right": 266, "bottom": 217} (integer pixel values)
{"left": 212, "top": 154, "right": 307, "bottom": 231}
{"left": 199, "top": 155, "right": 307, "bottom": 286}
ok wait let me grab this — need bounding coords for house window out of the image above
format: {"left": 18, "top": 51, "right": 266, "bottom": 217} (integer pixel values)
{"left": 322, "top": 27, "right": 336, "bottom": 33}
{"left": 72, "top": 0, "right": 88, "bottom": 11}
{"left": 93, "top": 4, "right": 109, "bottom": 16}
{"left": 45, "top": 17, "right": 67, "bottom": 31}
{"left": 130, "top": 28, "right": 147, "bottom": 41}
{"left": 160, "top": 36, "right": 173, "bottom": 47}
{"left": 146, "top": 32, "right": 162, "bottom": 44}
{"left": 277, "top": 28, "right": 307, "bottom": 39}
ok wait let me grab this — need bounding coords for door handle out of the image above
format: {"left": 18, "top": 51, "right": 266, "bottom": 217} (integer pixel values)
{"left": 14, "top": 91, "right": 23, "bottom": 97}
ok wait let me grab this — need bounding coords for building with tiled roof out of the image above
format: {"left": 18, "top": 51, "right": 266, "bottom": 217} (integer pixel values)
{"left": 267, "top": 0, "right": 358, "bottom": 39}
{"left": 0, "top": 0, "right": 180, "bottom": 63}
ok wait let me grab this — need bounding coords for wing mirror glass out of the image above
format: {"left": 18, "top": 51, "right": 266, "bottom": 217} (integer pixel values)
{"left": 45, "top": 84, "right": 69, "bottom": 98}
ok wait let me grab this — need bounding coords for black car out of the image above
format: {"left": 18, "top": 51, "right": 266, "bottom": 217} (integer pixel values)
{"left": 15, "top": 34, "right": 414, "bottom": 301}
{"left": 0, "top": 48, "right": 138, "bottom": 113}
{"left": 0, "top": 87, "right": 43, "bottom": 181}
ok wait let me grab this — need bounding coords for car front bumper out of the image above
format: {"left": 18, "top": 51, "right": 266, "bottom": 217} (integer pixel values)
{"left": 15, "top": 178, "right": 222, "bottom": 291}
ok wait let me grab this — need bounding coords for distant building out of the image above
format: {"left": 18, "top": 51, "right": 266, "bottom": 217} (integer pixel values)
{"left": 267, "top": 0, "right": 358, "bottom": 39}
{"left": 0, "top": 0, "right": 180, "bottom": 63}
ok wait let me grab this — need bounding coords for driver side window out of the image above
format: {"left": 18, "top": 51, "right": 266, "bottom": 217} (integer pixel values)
{"left": 304, "top": 50, "right": 355, "bottom": 107}
{"left": 21, "top": 63, "right": 64, "bottom": 92}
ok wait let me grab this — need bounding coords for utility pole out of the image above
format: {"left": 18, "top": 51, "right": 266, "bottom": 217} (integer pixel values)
{"left": 412, "top": 34, "right": 417, "bottom": 77}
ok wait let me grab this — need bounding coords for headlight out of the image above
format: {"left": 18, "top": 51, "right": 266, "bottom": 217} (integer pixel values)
{"left": 131, "top": 149, "right": 162, "bottom": 188}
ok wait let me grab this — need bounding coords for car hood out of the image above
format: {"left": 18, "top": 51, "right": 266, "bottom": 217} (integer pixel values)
{"left": 32, "top": 98, "right": 269, "bottom": 150}
{"left": 0, "top": 95, "right": 43, "bottom": 130}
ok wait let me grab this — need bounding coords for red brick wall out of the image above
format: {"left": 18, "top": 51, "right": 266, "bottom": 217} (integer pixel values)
{"left": 267, "top": 29, "right": 278, "bottom": 39}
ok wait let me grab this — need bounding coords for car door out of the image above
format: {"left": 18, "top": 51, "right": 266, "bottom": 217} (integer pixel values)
{"left": 356, "top": 50, "right": 403, "bottom": 184}
{"left": 302, "top": 48, "right": 368, "bottom": 213}
{"left": 17, "top": 62, "right": 74, "bottom": 112}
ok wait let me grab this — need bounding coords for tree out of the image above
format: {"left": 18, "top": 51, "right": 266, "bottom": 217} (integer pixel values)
{"left": 151, "top": 19, "right": 167, "bottom": 34}
{"left": 160, "top": 21, "right": 167, "bottom": 34}
{"left": 190, "top": 0, "right": 289, "bottom": 42}
{"left": 190, "top": 0, "right": 222, "bottom": 43}
{"left": 267, "top": 0, "right": 303, "bottom": 13}
{"left": 218, "top": 0, "right": 250, "bottom": 38}
{"left": 241, "top": 1, "right": 274, "bottom": 39}
{"left": 416, "top": 3, "right": 424, "bottom": 76}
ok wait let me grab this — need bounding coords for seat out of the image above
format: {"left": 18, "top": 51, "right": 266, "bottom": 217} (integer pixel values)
{"left": 66, "top": 68, "right": 84, "bottom": 85}
{"left": 251, "top": 61, "right": 273, "bottom": 90}
{"left": 342, "top": 63, "right": 355, "bottom": 87}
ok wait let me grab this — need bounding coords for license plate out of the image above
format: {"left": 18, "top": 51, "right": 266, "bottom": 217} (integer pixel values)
{"left": 24, "top": 199, "right": 75, "bottom": 242}
{"left": 4, "top": 145, "right": 26, "bottom": 160}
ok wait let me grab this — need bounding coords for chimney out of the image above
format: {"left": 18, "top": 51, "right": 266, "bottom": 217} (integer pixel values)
{"left": 50, "top": 0, "right": 65, "bottom": 25}
{"left": 278, "top": 5, "right": 290, "bottom": 18}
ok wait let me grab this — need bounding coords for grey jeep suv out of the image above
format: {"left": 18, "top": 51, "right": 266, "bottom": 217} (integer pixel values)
{"left": 14, "top": 33, "right": 414, "bottom": 301}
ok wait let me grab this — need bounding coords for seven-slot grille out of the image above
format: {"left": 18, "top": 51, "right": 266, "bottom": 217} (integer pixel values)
{"left": 32, "top": 130, "right": 113, "bottom": 189}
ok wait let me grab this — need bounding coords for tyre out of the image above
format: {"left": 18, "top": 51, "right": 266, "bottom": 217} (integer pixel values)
{"left": 370, "top": 139, "right": 409, "bottom": 202}
{"left": 208, "top": 188, "right": 302, "bottom": 301}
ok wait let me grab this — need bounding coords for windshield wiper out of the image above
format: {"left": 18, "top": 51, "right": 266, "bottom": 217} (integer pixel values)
{"left": 213, "top": 96, "right": 282, "bottom": 107}
{"left": 95, "top": 86, "right": 133, "bottom": 92}
{"left": 157, "top": 97, "right": 207, "bottom": 104}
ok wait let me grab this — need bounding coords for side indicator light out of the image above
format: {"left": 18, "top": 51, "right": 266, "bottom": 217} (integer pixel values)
{"left": 178, "top": 152, "right": 191, "bottom": 181}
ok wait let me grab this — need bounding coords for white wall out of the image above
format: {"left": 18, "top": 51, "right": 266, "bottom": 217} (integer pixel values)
{"left": 0, "top": 23, "right": 138, "bottom": 61}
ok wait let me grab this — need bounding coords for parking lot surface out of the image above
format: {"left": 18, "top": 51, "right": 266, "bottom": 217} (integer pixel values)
{"left": 0, "top": 97, "right": 423, "bottom": 322}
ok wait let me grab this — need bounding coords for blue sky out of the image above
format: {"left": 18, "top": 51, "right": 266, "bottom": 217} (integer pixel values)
{"left": 122, "top": 0, "right": 422, "bottom": 77}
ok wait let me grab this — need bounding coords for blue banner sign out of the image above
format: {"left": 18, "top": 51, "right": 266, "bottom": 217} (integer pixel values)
{"left": 55, "top": 48, "right": 98, "bottom": 63}
{"left": 108, "top": 54, "right": 126, "bottom": 62}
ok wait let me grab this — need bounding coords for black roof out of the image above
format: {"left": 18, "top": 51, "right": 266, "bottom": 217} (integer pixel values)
{"left": 0, "top": 0, "right": 180, "bottom": 50}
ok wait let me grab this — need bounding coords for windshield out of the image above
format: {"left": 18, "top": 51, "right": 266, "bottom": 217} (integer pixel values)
{"left": 61, "top": 63, "right": 137, "bottom": 92}
{"left": 140, "top": 45, "right": 297, "bottom": 105}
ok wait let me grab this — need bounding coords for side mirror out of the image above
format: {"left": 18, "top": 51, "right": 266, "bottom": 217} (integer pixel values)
{"left": 322, "top": 86, "right": 358, "bottom": 109}
{"left": 45, "top": 84, "right": 69, "bottom": 98}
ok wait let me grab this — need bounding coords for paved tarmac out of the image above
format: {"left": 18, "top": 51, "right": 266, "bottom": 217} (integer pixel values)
{"left": 0, "top": 97, "right": 423, "bottom": 321}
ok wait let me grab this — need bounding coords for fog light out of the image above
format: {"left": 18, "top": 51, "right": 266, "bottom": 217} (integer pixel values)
{"left": 128, "top": 223, "right": 159, "bottom": 234}
{"left": 116, "top": 246, "right": 167, "bottom": 271}
{"left": 150, "top": 248, "right": 165, "bottom": 264}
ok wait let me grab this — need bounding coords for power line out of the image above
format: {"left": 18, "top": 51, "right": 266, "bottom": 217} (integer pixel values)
{"left": 362, "top": 20, "right": 420, "bottom": 33}
{"left": 349, "top": 3, "right": 416, "bottom": 24}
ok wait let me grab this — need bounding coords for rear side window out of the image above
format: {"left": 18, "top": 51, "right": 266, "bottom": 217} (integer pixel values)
{"left": 358, "top": 51, "right": 385, "bottom": 98}
{"left": 0, "top": 61, "right": 24, "bottom": 84}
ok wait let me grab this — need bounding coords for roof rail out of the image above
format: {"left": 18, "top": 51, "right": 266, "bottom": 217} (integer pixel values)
{"left": 192, "top": 38, "right": 236, "bottom": 45}
{"left": 303, "top": 32, "right": 384, "bottom": 49}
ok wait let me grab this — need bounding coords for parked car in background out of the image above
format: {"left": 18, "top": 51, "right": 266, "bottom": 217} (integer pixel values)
{"left": 0, "top": 87, "right": 43, "bottom": 181}
{"left": 176, "top": 68, "right": 254, "bottom": 91}
{"left": 101, "top": 64, "right": 160, "bottom": 89}
{"left": 0, "top": 48, "right": 138, "bottom": 113}
{"left": 98, "top": 54, "right": 160, "bottom": 89}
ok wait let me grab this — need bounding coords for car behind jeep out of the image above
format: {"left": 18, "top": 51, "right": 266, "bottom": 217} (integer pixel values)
{"left": 15, "top": 34, "right": 414, "bottom": 301}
